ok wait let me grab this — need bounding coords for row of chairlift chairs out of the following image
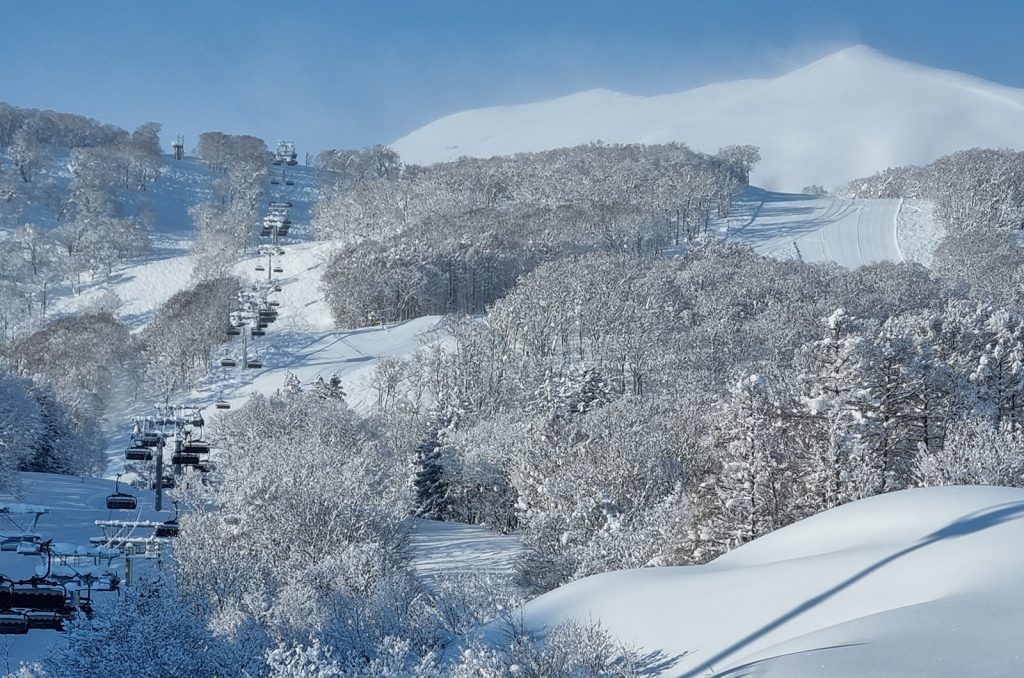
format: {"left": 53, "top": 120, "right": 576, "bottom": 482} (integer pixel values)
{"left": 117, "top": 412, "right": 216, "bottom": 501}
{"left": 221, "top": 275, "right": 282, "bottom": 371}
{"left": 0, "top": 551, "right": 97, "bottom": 634}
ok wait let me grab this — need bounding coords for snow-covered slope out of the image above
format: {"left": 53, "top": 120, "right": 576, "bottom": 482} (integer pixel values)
{"left": 724, "top": 188, "right": 904, "bottom": 267}
{"left": 393, "top": 45, "right": 1024, "bottom": 190}
{"left": 503, "top": 486, "right": 1024, "bottom": 677}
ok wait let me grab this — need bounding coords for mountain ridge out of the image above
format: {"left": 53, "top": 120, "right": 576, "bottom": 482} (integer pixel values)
{"left": 393, "top": 45, "right": 1024, "bottom": 190}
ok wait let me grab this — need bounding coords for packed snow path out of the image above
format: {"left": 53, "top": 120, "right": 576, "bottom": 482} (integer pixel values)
{"left": 407, "top": 519, "right": 521, "bottom": 589}
{"left": 724, "top": 188, "right": 903, "bottom": 267}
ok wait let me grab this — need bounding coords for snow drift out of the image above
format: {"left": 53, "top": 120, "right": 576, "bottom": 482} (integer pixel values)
{"left": 393, "top": 45, "right": 1024, "bottom": 191}
{"left": 504, "top": 485, "right": 1024, "bottom": 676}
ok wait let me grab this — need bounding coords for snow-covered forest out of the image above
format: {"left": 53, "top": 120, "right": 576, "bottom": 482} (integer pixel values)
{"left": 3, "top": 42, "right": 1024, "bottom": 676}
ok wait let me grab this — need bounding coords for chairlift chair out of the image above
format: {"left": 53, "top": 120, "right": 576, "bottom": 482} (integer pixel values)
{"left": 152, "top": 475, "right": 175, "bottom": 491}
{"left": 184, "top": 442, "right": 211, "bottom": 455}
{"left": 105, "top": 475, "right": 137, "bottom": 510}
{"left": 155, "top": 503, "right": 180, "bottom": 537}
{"left": 246, "top": 359, "right": 263, "bottom": 369}
{"left": 155, "top": 521, "right": 179, "bottom": 538}
{"left": 215, "top": 400, "right": 231, "bottom": 410}
{"left": 250, "top": 329, "right": 265, "bottom": 337}
{"left": 171, "top": 451, "right": 200, "bottom": 466}
{"left": 270, "top": 177, "right": 280, "bottom": 185}
{"left": 25, "top": 611, "right": 64, "bottom": 631}
{"left": 125, "top": 447, "right": 153, "bottom": 462}
{"left": 220, "top": 357, "right": 237, "bottom": 367}
{"left": 10, "top": 585, "right": 66, "bottom": 611}
{"left": 137, "top": 432, "right": 162, "bottom": 447}
{"left": 0, "top": 614, "right": 27, "bottom": 635}
{"left": 285, "top": 179, "right": 294, "bottom": 186}
{"left": 273, "top": 285, "right": 282, "bottom": 292}
{"left": 268, "top": 300, "right": 280, "bottom": 308}
{"left": 227, "top": 326, "right": 241, "bottom": 336}
{"left": 255, "top": 265, "right": 266, "bottom": 272}
{"left": 273, "top": 266, "right": 283, "bottom": 273}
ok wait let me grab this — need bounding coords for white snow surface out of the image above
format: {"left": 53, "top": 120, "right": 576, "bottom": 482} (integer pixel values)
{"left": 393, "top": 45, "right": 1024, "bottom": 191}
{"left": 724, "top": 188, "right": 903, "bottom": 267}
{"left": 500, "top": 486, "right": 1024, "bottom": 677}
{"left": 408, "top": 519, "right": 521, "bottom": 591}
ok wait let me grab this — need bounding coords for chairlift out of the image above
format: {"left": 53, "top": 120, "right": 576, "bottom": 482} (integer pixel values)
{"left": 125, "top": 447, "right": 153, "bottom": 462}
{"left": 269, "top": 301, "right": 280, "bottom": 308}
{"left": 273, "top": 285, "right": 282, "bottom": 292}
{"left": 15, "top": 541, "right": 40, "bottom": 556}
{"left": 250, "top": 329, "right": 265, "bottom": 337}
{"left": 255, "top": 265, "right": 266, "bottom": 272}
{"left": 152, "top": 475, "right": 175, "bottom": 490}
{"left": 25, "top": 611, "right": 64, "bottom": 631}
{"left": 155, "top": 520, "right": 179, "bottom": 538}
{"left": 285, "top": 179, "right": 295, "bottom": 186}
{"left": 105, "top": 475, "right": 137, "bottom": 511}
{"left": 155, "top": 503, "right": 180, "bottom": 538}
{"left": 184, "top": 442, "right": 211, "bottom": 455}
{"left": 246, "top": 359, "right": 263, "bottom": 369}
{"left": 270, "top": 177, "right": 280, "bottom": 185}
{"left": 0, "top": 614, "right": 27, "bottom": 635}
{"left": 10, "top": 585, "right": 66, "bottom": 611}
{"left": 227, "top": 326, "right": 241, "bottom": 336}
{"left": 191, "top": 415, "right": 205, "bottom": 428}
{"left": 215, "top": 400, "right": 231, "bottom": 410}
{"left": 220, "top": 357, "right": 237, "bottom": 367}
{"left": 272, "top": 266, "right": 283, "bottom": 273}
{"left": 171, "top": 451, "right": 200, "bottom": 466}
{"left": 136, "top": 432, "right": 163, "bottom": 448}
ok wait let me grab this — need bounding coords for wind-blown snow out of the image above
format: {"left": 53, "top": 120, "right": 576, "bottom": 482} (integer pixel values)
{"left": 500, "top": 486, "right": 1024, "bottom": 677}
{"left": 393, "top": 45, "right": 1024, "bottom": 191}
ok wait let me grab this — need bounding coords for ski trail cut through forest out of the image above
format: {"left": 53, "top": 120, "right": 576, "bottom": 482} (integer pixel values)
{"left": 727, "top": 189, "right": 903, "bottom": 268}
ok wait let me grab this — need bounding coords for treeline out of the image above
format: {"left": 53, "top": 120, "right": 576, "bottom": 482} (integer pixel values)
{"left": 842, "top": 148, "right": 1024, "bottom": 302}
{"left": 0, "top": 277, "right": 240, "bottom": 485}
{"left": 189, "top": 132, "right": 268, "bottom": 278}
{"left": 0, "top": 102, "right": 128, "bottom": 153}
{"left": 317, "top": 142, "right": 758, "bottom": 326}
{"left": 0, "top": 313, "right": 140, "bottom": 482}
{"left": 364, "top": 245, "right": 1024, "bottom": 594}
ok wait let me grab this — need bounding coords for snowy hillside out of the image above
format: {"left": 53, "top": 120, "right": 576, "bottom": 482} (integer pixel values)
{"left": 504, "top": 486, "right": 1024, "bottom": 677}
{"left": 393, "top": 45, "right": 1024, "bottom": 190}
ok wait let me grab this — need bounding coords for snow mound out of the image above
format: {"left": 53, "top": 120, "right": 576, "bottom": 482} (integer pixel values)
{"left": 505, "top": 486, "right": 1024, "bottom": 677}
{"left": 394, "top": 45, "right": 1024, "bottom": 191}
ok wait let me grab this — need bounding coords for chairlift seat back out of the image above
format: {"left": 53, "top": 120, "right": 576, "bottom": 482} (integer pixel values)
{"left": 125, "top": 447, "right": 153, "bottom": 461}
{"left": 10, "top": 586, "right": 65, "bottom": 611}
{"left": 106, "top": 493, "right": 137, "bottom": 510}
{"left": 0, "top": 614, "right": 27, "bottom": 635}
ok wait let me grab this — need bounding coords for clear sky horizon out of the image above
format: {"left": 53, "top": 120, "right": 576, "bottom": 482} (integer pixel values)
{"left": 2, "top": 1, "right": 1024, "bottom": 157}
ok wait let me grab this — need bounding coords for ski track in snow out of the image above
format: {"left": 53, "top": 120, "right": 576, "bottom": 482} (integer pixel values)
{"left": 726, "top": 188, "right": 903, "bottom": 267}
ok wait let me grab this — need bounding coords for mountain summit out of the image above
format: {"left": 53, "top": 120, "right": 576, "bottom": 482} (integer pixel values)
{"left": 392, "top": 45, "right": 1024, "bottom": 190}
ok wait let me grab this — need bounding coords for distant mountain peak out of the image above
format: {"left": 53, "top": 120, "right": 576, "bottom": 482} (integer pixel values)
{"left": 393, "top": 48, "right": 1024, "bottom": 190}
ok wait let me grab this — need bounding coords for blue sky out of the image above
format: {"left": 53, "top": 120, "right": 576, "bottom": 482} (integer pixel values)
{"left": 2, "top": 1, "right": 1023, "bottom": 156}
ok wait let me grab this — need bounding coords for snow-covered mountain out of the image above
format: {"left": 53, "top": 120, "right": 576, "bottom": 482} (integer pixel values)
{"left": 393, "top": 45, "right": 1024, "bottom": 190}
